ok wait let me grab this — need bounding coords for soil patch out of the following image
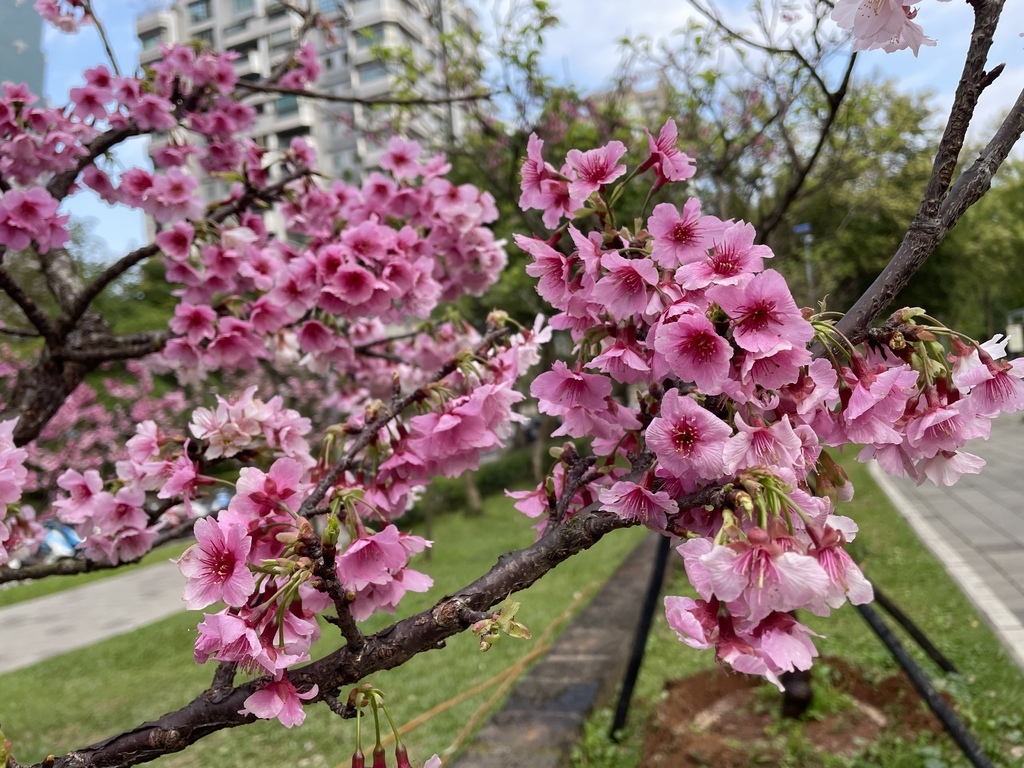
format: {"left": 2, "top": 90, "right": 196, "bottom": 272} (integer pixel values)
{"left": 642, "top": 657, "right": 945, "bottom": 767}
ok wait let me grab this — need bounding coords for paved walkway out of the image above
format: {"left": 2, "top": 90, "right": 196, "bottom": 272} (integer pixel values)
{"left": 870, "top": 412, "right": 1024, "bottom": 670}
{"left": 0, "top": 560, "right": 186, "bottom": 674}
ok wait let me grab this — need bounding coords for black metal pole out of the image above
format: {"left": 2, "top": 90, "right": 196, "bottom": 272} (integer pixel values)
{"left": 872, "top": 585, "right": 959, "bottom": 674}
{"left": 609, "top": 534, "right": 672, "bottom": 741}
{"left": 856, "top": 603, "right": 995, "bottom": 768}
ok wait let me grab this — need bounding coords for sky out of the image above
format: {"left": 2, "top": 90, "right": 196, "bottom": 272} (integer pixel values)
{"left": 38, "top": 0, "right": 1024, "bottom": 259}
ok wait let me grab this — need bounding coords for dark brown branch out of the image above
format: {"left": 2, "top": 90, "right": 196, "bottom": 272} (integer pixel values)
{"left": 0, "top": 323, "right": 41, "bottom": 338}
{"left": 45, "top": 125, "right": 139, "bottom": 204}
{"left": 236, "top": 80, "right": 493, "bottom": 107}
{"left": 756, "top": 52, "right": 857, "bottom": 241}
{"left": 53, "top": 332, "right": 171, "bottom": 363}
{"left": 304, "top": 527, "right": 365, "bottom": 651}
{"left": 836, "top": 14, "right": 1022, "bottom": 343}
{"left": 0, "top": 265, "right": 58, "bottom": 342}
{"left": 34, "top": 505, "right": 636, "bottom": 768}
{"left": 81, "top": 0, "right": 122, "bottom": 76}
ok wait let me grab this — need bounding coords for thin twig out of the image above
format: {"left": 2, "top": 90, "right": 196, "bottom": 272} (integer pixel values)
{"left": 82, "top": 0, "right": 122, "bottom": 76}
{"left": 236, "top": 80, "right": 493, "bottom": 107}
{"left": 297, "top": 327, "right": 511, "bottom": 517}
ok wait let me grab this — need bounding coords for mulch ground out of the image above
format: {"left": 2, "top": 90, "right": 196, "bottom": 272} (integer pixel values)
{"left": 641, "top": 657, "right": 946, "bottom": 767}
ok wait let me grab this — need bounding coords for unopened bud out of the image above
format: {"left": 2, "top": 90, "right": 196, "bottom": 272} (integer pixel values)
{"left": 372, "top": 746, "right": 387, "bottom": 768}
{"left": 732, "top": 491, "right": 754, "bottom": 516}
{"left": 322, "top": 514, "right": 341, "bottom": 551}
{"left": 486, "top": 310, "right": 509, "bottom": 327}
{"left": 351, "top": 751, "right": 365, "bottom": 768}
{"left": 395, "top": 745, "right": 413, "bottom": 768}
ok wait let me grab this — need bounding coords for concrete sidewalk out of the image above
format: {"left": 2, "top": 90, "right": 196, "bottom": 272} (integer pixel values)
{"left": 0, "top": 560, "right": 186, "bottom": 674}
{"left": 869, "top": 413, "right": 1024, "bottom": 671}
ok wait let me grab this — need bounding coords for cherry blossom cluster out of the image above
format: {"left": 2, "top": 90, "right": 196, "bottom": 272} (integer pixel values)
{"left": 0, "top": 419, "right": 30, "bottom": 566}
{"left": 155, "top": 138, "right": 506, "bottom": 390}
{"left": 509, "top": 122, "right": 1024, "bottom": 688}
{"left": 831, "top": 0, "right": 953, "bottom": 56}
{"left": 164, "top": 320, "right": 542, "bottom": 726}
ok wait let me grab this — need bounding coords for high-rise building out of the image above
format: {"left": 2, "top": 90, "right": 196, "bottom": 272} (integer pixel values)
{"left": 1, "top": 0, "right": 46, "bottom": 96}
{"left": 135, "top": 0, "right": 478, "bottom": 205}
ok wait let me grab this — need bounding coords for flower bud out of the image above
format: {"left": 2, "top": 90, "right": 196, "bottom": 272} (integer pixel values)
{"left": 351, "top": 751, "right": 365, "bottom": 768}
{"left": 372, "top": 745, "right": 387, "bottom": 768}
{"left": 395, "top": 745, "right": 413, "bottom": 768}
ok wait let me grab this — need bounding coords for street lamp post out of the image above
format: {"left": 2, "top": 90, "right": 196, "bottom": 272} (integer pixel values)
{"left": 793, "top": 222, "right": 815, "bottom": 307}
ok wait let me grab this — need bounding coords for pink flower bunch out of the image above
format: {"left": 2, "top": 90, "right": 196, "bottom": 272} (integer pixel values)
{"left": 831, "top": 0, "right": 953, "bottom": 56}
{"left": 153, "top": 150, "right": 505, "bottom": 388}
{"left": 0, "top": 187, "right": 69, "bottom": 253}
{"left": 0, "top": 418, "right": 30, "bottom": 565}
{"left": 513, "top": 124, "right": 1023, "bottom": 686}
{"left": 336, "top": 524, "right": 433, "bottom": 621}
{"left": 33, "top": 0, "right": 91, "bottom": 34}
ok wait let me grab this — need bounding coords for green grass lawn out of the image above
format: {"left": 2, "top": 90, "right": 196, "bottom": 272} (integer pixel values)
{"left": 0, "top": 538, "right": 195, "bottom": 610}
{"left": 0, "top": 494, "right": 647, "bottom": 768}
{"left": 573, "top": 457, "right": 1024, "bottom": 768}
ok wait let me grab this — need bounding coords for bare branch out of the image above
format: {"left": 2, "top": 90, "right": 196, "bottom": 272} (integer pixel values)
{"left": 81, "top": 0, "right": 122, "bottom": 76}
{"left": 0, "top": 265, "right": 58, "bottom": 342}
{"left": 836, "top": 82, "right": 1024, "bottom": 343}
{"left": 835, "top": 1, "right": 1020, "bottom": 343}
{"left": 53, "top": 332, "right": 171, "bottom": 363}
{"left": 236, "top": 80, "right": 492, "bottom": 107}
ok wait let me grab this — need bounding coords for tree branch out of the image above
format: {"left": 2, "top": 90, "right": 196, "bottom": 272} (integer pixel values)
{"left": 835, "top": 3, "right": 1021, "bottom": 344}
{"left": 32, "top": 505, "right": 634, "bottom": 768}
{"left": 236, "top": 81, "right": 492, "bottom": 107}
{"left": 0, "top": 265, "right": 58, "bottom": 342}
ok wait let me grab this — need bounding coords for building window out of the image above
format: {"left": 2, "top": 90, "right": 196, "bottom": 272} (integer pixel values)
{"left": 358, "top": 61, "right": 388, "bottom": 84}
{"left": 234, "top": 0, "right": 256, "bottom": 13}
{"left": 188, "top": 0, "right": 211, "bottom": 23}
{"left": 268, "top": 27, "right": 294, "bottom": 46}
{"left": 140, "top": 30, "right": 162, "bottom": 50}
{"left": 192, "top": 28, "right": 215, "bottom": 46}
{"left": 276, "top": 95, "right": 299, "bottom": 115}
{"left": 224, "top": 20, "right": 248, "bottom": 36}
{"left": 228, "top": 38, "right": 259, "bottom": 57}
{"left": 266, "top": 3, "right": 289, "bottom": 20}
{"left": 355, "top": 23, "right": 385, "bottom": 49}
{"left": 277, "top": 127, "right": 310, "bottom": 147}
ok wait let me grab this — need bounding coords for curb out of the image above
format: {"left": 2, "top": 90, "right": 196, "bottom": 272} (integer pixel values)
{"left": 450, "top": 533, "right": 666, "bottom": 768}
{"left": 868, "top": 462, "right": 1024, "bottom": 671}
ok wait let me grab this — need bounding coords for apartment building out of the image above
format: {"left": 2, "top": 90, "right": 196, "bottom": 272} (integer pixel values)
{"left": 135, "top": 0, "right": 477, "bottom": 204}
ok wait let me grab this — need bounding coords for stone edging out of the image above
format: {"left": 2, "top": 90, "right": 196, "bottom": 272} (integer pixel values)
{"left": 450, "top": 533, "right": 665, "bottom": 768}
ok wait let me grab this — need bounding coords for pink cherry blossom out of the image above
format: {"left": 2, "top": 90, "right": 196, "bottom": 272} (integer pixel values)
{"left": 643, "top": 119, "right": 696, "bottom": 183}
{"left": 646, "top": 388, "right": 731, "bottom": 484}
{"left": 598, "top": 479, "right": 678, "bottom": 530}
{"left": 565, "top": 141, "right": 627, "bottom": 199}
{"left": 654, "top": 313, "right": 732, "bottom": 394}
{"left": 241, "top": 676, "right": 318, "bottom": 728}
{"left": 177, "top": 517, "right": 255, "bottom": 610}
